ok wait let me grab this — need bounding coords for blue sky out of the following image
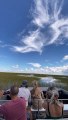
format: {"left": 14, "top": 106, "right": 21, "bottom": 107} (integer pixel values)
{"left": 0, "top": 0, "right": 68, "bottom": 75}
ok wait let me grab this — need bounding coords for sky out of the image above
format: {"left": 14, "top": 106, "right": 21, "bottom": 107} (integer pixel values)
{"left": 0, "top": 0, "right": 68, "bottom": 75}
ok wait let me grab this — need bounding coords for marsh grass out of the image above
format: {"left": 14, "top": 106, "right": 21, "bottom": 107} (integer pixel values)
{"left": 0, "top": 72, "right": 68, "bottom": 90}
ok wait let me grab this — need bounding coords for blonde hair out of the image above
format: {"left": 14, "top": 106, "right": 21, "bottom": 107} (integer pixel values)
{"left": 32, "top": 80, "right": 38, "bottom": 87}
{"left": 51, "top": 90, "right": 59, "bottom": 103}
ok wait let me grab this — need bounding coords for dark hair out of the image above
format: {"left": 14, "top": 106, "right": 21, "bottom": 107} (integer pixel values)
{"left": 21, "top": 80, "right": 28, "bottom": 88}
{"left": 10, "top": 85, "right": 19, "bottom": 96}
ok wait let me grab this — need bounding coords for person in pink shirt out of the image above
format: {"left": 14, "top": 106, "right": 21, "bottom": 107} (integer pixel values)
{"left": 0, "top": 85, "right": 27, "bottom": 120}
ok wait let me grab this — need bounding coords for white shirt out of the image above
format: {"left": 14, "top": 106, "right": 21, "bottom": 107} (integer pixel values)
{"left": 18, "top": 87, "right": 31, "bottom": 107}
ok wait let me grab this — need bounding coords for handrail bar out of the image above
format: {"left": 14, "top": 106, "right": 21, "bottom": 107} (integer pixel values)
{"left": 31, "top": 98, "right": 68, "bottom": 100}
{"left": 0, "top": 98, "right": 68, "bottom": 101}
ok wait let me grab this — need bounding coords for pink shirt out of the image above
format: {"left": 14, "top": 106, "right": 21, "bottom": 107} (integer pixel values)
{"left": 0, "top": 98, "right": 26, "bottom": 120}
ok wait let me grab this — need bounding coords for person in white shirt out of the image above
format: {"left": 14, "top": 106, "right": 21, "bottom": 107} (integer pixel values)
{"left": 18, "top": 80, "right": 31, "bottom": 107}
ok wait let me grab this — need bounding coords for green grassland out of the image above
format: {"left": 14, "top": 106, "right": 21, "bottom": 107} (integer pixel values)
{"left": 0, "top": 72, "right": 68, "bottom": 90}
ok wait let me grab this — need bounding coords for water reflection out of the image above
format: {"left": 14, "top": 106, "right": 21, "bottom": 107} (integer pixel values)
{"left": 39, "top": 76, "right": 66, "bottom": 88}
{"left": 39, "top": 76, "right": 56, "bottom": 84}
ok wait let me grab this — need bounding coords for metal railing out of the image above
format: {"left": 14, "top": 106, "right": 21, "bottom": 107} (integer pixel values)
{"left": 31, "top": 98, "right": 68, "bottom": 119}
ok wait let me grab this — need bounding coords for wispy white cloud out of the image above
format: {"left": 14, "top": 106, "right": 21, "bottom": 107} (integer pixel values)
{"left": 12, "top": 64, "right": 20, "bottom": 69}
{"left": 1, "top": 63, "right": 68, "bottom": 75}
{"left": 28, "top": 62, "right": 41, "bottom": 68}
{"left": 24, "top": 65, "right": 68, "bottom": 75}
{"left": 0, "top": 41, "right": 11, "bottom": 48}
{"left": 13, "top": 30, "right": 44, "bottom": 53}
{"left": 49, "top": 19, "right": 68, "bottom": 45}
{"left": 11, "top": 64, "right": 24, "bottom": 73}
{"left": 32, "top": 0, "right": 49, "bottom": 27}
{"left": 63, "top": 55, "right": 68, "bottom": 60}
{"left": 32, "top": 0, "right": 64, "bottom": 27}
{"left": 44, "top": 65, "right": 68, "bottom": 75}
{"left": 12, "top": 0, "right": 68, "bottom": 53}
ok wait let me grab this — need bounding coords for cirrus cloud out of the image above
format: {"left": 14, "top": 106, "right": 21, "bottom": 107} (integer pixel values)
{"left": 12, "top": 0, "right": 68, "bottom": 53}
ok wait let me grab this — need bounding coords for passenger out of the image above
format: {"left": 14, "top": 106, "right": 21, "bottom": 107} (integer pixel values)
{"left": 0, "top": 85, "right": 27, "bottom": 120}
{"left": 18, "top": 80, "right": 31, "bottom": 107}
{"left": 43, "top": 88, "right": 52, "bottom": 118}
{"left": 43, "top": 86, "right": 58, "bottom": 118}
{"left": 49, "top": 90, "right": 64, "bottom": 119}
{"left": 46, "top": 86, "right": 57, "bottom": 99}
{"left": 31, "top": 80, "right": 44, "bottom": 109}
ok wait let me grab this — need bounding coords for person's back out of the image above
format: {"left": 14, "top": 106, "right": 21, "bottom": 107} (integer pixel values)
{"left": 49, "top": 102, "right": 63, "bottom": 118}
{"left": 18, "top": 87, "right": 31, "bottom": 106}
{"left": 49, "top": 90, "right": 64, "bottom": 118}
{"left": 31, "top": 80, "right": 44, "bottom": 109}
{"left": 0, "top": 85, "right": 27, "bottom": 120}
{"left": 18, "top": 80, "right": 31, "bottom": 107}
{"left": 0, "top": 97, "right": 26, "bottom": 120}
